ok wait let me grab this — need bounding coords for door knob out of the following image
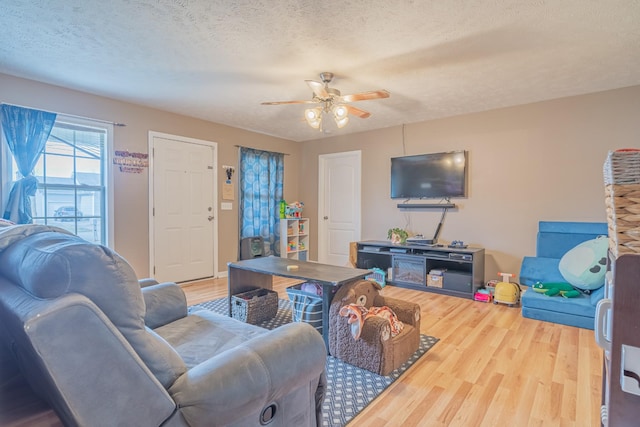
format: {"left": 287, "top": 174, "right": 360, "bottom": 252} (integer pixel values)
{"left": 324, "top": 216, "right": 328, "bottom": 220}
{"left": 208, "top": 216, "right": 214, "bottom": 221}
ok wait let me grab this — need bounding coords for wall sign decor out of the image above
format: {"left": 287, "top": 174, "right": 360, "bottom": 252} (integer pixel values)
{"left": 222, "top": 165, "right": 235, "bottom": 200}
{"left": 113, "top": 150, "right": 149, "bottom": 174}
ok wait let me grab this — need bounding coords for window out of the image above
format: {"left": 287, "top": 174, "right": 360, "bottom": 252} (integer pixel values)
{"left": 7, "top": 116, "right": 113, "bottom": 245}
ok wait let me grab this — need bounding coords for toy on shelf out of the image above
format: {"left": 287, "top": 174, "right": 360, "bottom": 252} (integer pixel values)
{"left": 493, "top": 272, "right": 521, "bottom": 307}
{"left": 285, "top": 201, "right": 304, "bottom": 218}
{"left": 279, "top": 200, "right": 287, "bottom": 219}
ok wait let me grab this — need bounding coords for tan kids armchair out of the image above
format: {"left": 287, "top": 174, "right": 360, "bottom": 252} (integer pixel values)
{"left": 328, "top": 279, "right": 421, "bottom": 376}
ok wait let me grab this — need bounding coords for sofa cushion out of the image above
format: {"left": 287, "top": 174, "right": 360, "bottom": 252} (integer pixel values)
{"left": 521, "top": 305, "right": 595, "bottom": 329}
{"left": 537, "top": 221, "right": 608, "bottom": 258}
{"left": 522, "top": 289, "right": 596, "bottom": 318}
{"left": 154, "top": 310, "right": 266, "bottom": 368}
{"left": 519, "top": 256, "right": 564, "bottom": 286}
{"left": 590, "top": 285, "right": 605, "bottom": 305}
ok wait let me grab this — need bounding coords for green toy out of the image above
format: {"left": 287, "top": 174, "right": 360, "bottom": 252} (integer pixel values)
{"left": 532, "top": 282, "right": 581, "bottom": 298}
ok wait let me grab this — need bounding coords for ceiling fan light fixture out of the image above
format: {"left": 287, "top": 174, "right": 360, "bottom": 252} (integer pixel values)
{"left": 263, "top": 72, "right": 387, "bottom": 132}
{"left": 305, "top": 107, "right": 322, "bottom": 129}
{"left": 333, "top": 104, "right": 348, "bottom": 120}
{"left": 335, "top": 115, "right": 349, "bottom": 128}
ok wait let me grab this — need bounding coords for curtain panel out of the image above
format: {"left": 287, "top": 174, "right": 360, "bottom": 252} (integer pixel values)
{"left": 1, "top": 104, "right": 57, "bottom": 224}
{"left": 239, "top": 147, "right": 284, "bottom": 256}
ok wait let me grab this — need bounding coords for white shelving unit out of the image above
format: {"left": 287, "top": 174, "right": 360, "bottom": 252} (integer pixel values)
{"left": 280, "top": 218, "right": 309, "bottom": 261}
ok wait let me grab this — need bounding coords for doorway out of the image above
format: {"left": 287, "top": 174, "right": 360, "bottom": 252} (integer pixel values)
{"left": 317, "top": 151, "right": 362, "bottom": 266}
{"left": 149, "top": 132, "right": 218, "bottom": 282}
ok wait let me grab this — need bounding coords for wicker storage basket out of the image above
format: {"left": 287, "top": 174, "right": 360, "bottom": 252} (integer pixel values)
{"left": 231, "top": 288, "right": 278, "bottom": 324}
{"left": 604, "top": 150, "right": 640, "bottom": 257}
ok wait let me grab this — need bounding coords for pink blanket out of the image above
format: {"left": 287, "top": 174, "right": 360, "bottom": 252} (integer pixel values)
{"left": 339, "top": 304, "right": 404, "bottom": 340}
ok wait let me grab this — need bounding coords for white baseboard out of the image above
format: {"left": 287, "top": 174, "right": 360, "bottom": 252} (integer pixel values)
{"left": 176, "top": 271, "right": 227, "bottom": 288}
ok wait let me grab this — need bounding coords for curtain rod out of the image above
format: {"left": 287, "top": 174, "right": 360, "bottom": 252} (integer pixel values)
{"left": 234, "top": 145, "right": 290, "bottom": 156}
{"left": 1, "top": 102, "right": 126, "bottom": 127}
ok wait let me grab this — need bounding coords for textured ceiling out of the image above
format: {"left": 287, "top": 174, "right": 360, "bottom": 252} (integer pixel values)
{"left": 1, "top": 0, "right": 639, "bottom": 142}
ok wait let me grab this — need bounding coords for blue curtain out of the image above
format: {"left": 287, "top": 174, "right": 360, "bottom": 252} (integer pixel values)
{"left": 1, "top": 104, "right": 57, "bottom": 224}
{"left": 239, "top": 147, "right": 284, "bottom": 256}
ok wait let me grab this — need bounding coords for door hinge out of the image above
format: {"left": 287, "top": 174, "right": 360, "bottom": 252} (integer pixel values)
{"left": 207, "top": 165, "right": 213, "bottom": 169}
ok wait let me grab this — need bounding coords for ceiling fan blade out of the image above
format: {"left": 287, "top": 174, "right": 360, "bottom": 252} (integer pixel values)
{"left": 345, "top": 105, "right": 371, "bottom": 119}
{"left": 341, "top": 90, "right": 390, "bottom": 102}
{"left": 306, "top": 80, "right": 329, "bottom": 98}
{"left": 261, "top": 100, "right": 319, "bottom": 105}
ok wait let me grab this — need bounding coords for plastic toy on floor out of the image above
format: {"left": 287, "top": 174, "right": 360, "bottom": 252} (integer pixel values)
{"left": 473, "top": 288, "right": 492, "bottom": 302}
{"left": 531, "top": 282, "right": 581, "bottom": 298}
{"left": 493, "top": 272, "right": 521, "bottom": 307}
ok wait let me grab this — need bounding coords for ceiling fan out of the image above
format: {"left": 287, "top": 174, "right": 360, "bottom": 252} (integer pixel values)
{"left": 261, "top": 72, "right": 390, "bottom": 130}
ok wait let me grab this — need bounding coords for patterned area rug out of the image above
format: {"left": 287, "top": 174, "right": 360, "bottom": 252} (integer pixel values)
{"left": 192, "top": 298, "right": 439, "bottom": 427}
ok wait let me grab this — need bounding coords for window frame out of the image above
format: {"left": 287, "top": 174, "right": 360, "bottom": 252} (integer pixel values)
{"left": 1, "top": 114, "right": 114, "bottom": 247}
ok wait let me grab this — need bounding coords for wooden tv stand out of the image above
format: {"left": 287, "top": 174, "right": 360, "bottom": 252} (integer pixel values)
{"left": 356, "top": 240, "right": 485, "bottom": 299}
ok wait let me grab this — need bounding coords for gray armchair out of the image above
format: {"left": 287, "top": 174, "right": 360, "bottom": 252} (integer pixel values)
{"left": 0, "top": 225, "right": 326, "bottom": 427}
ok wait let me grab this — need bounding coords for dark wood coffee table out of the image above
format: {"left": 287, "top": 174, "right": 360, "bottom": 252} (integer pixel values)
{"left": 227, "top": 256, "right": 370, "bottom": 349}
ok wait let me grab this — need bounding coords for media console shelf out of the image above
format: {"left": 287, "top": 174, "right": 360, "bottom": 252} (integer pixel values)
{"left": 356, "top": 240, "right": 485, "bottom": 299}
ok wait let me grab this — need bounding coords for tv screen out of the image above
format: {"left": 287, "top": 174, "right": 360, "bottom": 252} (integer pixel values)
{"left": 390, "top": 151, "right": 467, "bottom": 199}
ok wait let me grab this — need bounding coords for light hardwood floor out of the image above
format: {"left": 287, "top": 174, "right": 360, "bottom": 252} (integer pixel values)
{"left": 183, "top": 277, "right": 603, "bottom": 427}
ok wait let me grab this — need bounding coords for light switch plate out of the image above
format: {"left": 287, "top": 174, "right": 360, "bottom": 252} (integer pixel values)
{"left": 621, "top": 344, "right": 640, "bottom": 396}
{"left": 221, "top": 202, "right": 232, "bottom": 210}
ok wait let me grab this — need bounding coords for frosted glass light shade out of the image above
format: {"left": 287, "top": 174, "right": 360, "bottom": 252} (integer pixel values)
{"left": 333, "top": 104, "right": 348, "bottom": 120}
{"left": 335, "top": 116, "right": 349, "bottom": 128}
{"left": 304, "top": 108, "right": 322, "bottom": 129}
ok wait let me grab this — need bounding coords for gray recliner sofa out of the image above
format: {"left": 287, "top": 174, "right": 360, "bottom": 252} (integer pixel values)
{"left": 0, "top": 224, "right": 326, "bottom": 426}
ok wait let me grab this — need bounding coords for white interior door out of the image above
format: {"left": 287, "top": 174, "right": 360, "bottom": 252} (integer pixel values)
{"left": 318, "top": 151, "right": 361, "bottom": 266}
{"left": 150, "top": 133, "right": 217, "bottom": 282}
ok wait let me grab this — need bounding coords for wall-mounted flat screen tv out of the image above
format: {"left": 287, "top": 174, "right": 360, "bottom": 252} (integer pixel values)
{"left": 390, "top": 150, "right": 467, "bottom": 199}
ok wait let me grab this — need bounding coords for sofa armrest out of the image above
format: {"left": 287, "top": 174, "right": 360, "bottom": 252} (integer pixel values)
{"left": 139, "top": 278, "right": 160, "bottom": 288}
{"left": 3, "top": 292, "right": 176, "bottom": 427}
{"left": 169, "top": 322, "right": 326, "bottom": 427}
{"left": 358, "top": 315, "right": 398, "bottom": 342}
{"left": 375, "top": 295, "right": 421, "bottom": 327}
{"left": 141, "top": 282, "right": 188, "bottom": 329}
